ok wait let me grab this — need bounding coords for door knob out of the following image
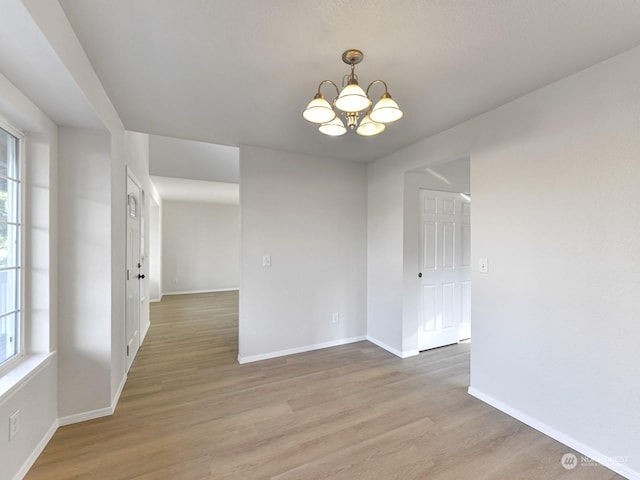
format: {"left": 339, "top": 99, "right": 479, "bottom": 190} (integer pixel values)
{"left": 137, "top": 274, "right": 145, "bottom": 279}
{"left": 418, "top": 272, "right": 422, "bottom": 278}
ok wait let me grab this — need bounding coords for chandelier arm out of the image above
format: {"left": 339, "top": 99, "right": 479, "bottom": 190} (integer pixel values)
{"left": 365, "top": 79, "right": 389, "bottom": 97}
{"left": 317, "top": 79, "right": 341, "bottom": 98}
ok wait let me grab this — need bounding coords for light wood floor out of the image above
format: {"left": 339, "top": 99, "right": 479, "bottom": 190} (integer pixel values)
{"left": 27, "top": 292, "right": 622, "bottom": 479}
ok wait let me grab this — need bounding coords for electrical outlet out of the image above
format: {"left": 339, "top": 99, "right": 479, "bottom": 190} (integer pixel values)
{"left": 332, "top": 313, "right": 340, "bottom": 324}
{"left": 9, "top": 410, "right": 19, "bottom": 441}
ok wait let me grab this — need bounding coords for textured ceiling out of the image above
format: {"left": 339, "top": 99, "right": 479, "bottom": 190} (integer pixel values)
{"left": 59, "top": 0, "right": 640, "bottom": 163}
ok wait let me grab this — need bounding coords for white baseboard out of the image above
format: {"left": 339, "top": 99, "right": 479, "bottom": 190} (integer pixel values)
{"left": 111, "top": 373, "right": 127, "bottom": 414}
{"left": 58, "top": 406, "right": 112, "bottom": 427}
{"left": 238, "top": 335, "right": 367, "bottom": 364}
{"left": 163, "top": 288, "right": 238, "bottom": 296}
{"left": 58, "top": 374, "right": 127, "bottom": 426}
{"left": 402, "top": 349, "right": 420, "bottom": 358}
{"left": 12, "top": 419, "right": 58, "bottom": 480}
{"left": 468, "top": 387, "right": 639, "bottom": 480}
{"left": 366, "top": 336, "right": 419, "bottom": 359}
{"left": 140, "top": 320, "right": 150, "bottom": 342}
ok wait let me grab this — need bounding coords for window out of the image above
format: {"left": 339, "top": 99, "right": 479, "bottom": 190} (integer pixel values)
{"left": 0, "top": 125, "right": 21, "bottom": 369}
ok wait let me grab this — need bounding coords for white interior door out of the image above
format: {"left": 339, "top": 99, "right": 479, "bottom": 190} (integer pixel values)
{"left": 418, "top": 189, "right": 471, "bottom": 350}
{"left": 126, "top": 174, "right": 142, "bottom": 371}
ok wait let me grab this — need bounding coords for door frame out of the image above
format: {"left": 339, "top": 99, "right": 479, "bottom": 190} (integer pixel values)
{"left": 125, "top": 168, "right": 144, "bottom": 371}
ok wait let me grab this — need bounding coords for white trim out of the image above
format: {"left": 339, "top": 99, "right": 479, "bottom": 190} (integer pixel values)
{"left": 401, "top": 349, "right": 419, "bottom": 358}
{"left": 149, "top": 294, "right": 163, "bottom": 303}
{"left": 0, "top": 353, "right": 55, "bottom": 404}
{"left": 111, "top": 373, "right": 127, "bottom": 414}
{"left": 12, "top": 419, "right": 58, "bottom": 480}
{"left": 0, "top": 116, "right": 25, "bottom": 140}
{"left": 58, "top": 374, "right": 127, "bottom": 426}
{"left": 468, "top": 387, "right": 639, "bottom": 480}
{"left": 366, "top": 336, "right": 419, "bottom": 359}
{"left": 140, "top": 319, "right": 150, "bottom": 342}
{"left": 58, "top": 406, "right": 113, "bottom": 427}
{"left": 163, "top": 288, "right": 238, "bottom": 296}
{"left": 238, "top": 336, "right": 367, "bottom": 364}
{"left": 0, "top": 120, "right": 25, "bottom": 375}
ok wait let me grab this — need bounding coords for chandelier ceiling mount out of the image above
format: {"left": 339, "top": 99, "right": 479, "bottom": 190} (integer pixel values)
{"left": 341, "top": 49, "right": 364, "bottom": 65}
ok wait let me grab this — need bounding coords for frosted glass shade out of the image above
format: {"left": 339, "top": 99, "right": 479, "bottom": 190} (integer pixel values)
{"left": 370, "top": 93, "right": 403, "bottom": 123}
{"left": 319, "top": 116, "right": 347, "bottom": 136}
{"left": 303, "top": 94, "right": 336, "bottom": 124}
{"left": 356, "top": 113, "right": 385, "bottom": 136}
{"left": 335, "top": 82, "right": 372, "bottom": 113}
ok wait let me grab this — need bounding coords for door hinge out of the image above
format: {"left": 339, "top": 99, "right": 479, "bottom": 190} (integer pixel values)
{"left": 126, "top": 345, "right": 129, "bottom": 356}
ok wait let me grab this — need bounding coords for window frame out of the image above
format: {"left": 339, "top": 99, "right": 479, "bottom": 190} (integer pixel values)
{"left": 0, "top": 119, "right": 25, "bottom": 376}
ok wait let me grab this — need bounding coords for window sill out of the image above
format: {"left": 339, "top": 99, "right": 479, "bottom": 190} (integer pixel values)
{"left": 0, "top": 352, "right": 55, "bottom": 402}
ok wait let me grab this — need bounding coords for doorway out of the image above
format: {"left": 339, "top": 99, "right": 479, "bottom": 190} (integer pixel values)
{"left": 403, "top": 157, "right": 470, "bottom": 354}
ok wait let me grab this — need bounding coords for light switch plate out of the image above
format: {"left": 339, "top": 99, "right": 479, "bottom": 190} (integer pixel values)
{"left": 262, "top": 255, "right": 271, "bottom": 267}
{"left": 479, "top": 257, "right": 488, "bottom": 273}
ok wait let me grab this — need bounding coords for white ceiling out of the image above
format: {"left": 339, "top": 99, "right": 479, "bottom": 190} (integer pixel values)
{"left": 58, "top": 0, "right": 640, "bottom": 163}
{"left": 149, "top": 135, "right": 239, "bottom": 183}
{"left": 0, "top": 1, "right": 103, "bottom": 131}
{"left": 151, "top": 176, "right": 239, "bottom": 205}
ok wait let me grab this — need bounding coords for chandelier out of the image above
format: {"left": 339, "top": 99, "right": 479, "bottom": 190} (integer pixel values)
{"left": 302, "top": 49, "right": 403, "bottom": 137}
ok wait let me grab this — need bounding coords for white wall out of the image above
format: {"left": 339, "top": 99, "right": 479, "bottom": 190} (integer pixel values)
{"left": 162, "top": 201, "right": 239, "bottom": 294}
{"left": 239, "top": 146, "right": 367, "bottom": 362}
{"left": 57, "top": 127, "right": 113, "bottom": 419}
{"left": 148, "top": 196, "right": 162, "bottom": 301}
{"left": 368, "top": 46, "right": 640, "bottom": 478}
{"left": 367, "top": 160, "right": 405, "bottom": 353}
{"left": 0, "top": 360, "right": 57, "bottom": 480}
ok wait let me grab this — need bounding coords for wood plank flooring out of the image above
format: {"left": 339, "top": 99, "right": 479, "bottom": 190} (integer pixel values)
{"left": 26, "top": 292, "right": 622, "bottom": 479}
